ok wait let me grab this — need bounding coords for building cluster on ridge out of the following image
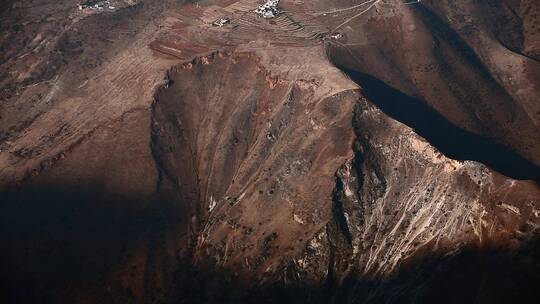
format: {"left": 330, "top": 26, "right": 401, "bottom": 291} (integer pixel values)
{"left": 78, "top": 0, "right": 115, "bottom": 10}
{"left": 254, "top": 0, "right": 281, "bottom": 18}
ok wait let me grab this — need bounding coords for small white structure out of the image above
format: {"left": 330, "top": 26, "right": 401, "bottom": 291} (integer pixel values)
{"left": 254, "top": 0, "right": 281, "bottom": 18}
{"left": 208, "top": 196, "right": 217, "bottom": 212}
{"left": 78, "top": 1, "right": 113, "bottom": 11}
{"left": 330, "top": 33, "right": 343, "bottom": 40}
{"left": 212, "top": 17, "right": 231, "bottom": 27}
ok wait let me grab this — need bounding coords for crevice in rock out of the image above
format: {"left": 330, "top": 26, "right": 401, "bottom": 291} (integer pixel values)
{"left": 332, "top": 175, "right": 353, "bottom": 245}
{"left": 324, "top": 118, "right": 369, "bottom": 303}
{"left": 150, "top": 98, "right": 165, "bottom": 194}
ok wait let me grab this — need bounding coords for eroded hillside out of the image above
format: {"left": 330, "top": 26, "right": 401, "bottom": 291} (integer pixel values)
{"left": 1, "top": 0, "right": 539, "bottom": 303}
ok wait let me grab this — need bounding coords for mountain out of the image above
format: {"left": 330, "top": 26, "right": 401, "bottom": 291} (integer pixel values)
{"left": 1, "top": 0, "right": 539, "bottom": 303}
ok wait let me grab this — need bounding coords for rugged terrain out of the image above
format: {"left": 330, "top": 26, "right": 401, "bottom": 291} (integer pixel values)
{"left": 1, "top": 0, "right": 539, "bottom": 303}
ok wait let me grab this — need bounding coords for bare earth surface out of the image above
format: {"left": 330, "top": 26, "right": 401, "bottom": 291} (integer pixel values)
{"left": 1, "top": 0, "right": 539, "bottom": 303}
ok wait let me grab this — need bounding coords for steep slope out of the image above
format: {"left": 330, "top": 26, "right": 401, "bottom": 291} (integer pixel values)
{"left": 324, "top": 0, "right": 540, "bottom": 166}
{"left": 1, "top": 0, "right": 539, "bottom": 303}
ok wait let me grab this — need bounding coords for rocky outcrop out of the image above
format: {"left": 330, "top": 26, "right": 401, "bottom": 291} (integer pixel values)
{"left": 150, "top": 50, "right": 358, "bottom": 301}
{"left": 316, "top": 97, "right": 539, "bottom": 303}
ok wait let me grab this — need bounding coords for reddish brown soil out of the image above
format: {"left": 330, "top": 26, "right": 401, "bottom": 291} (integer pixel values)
{"left": 1, "top": 1, "right": 539, "bottom": 303}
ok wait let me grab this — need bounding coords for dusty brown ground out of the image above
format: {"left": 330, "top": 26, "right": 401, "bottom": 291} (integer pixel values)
{"left": 1, "top": 0, "right": 539, "bottom": 303}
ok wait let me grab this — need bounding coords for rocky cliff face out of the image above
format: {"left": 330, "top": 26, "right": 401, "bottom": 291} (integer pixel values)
{"left": 1, "top": 0, "right": 539, "bottom": 303}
